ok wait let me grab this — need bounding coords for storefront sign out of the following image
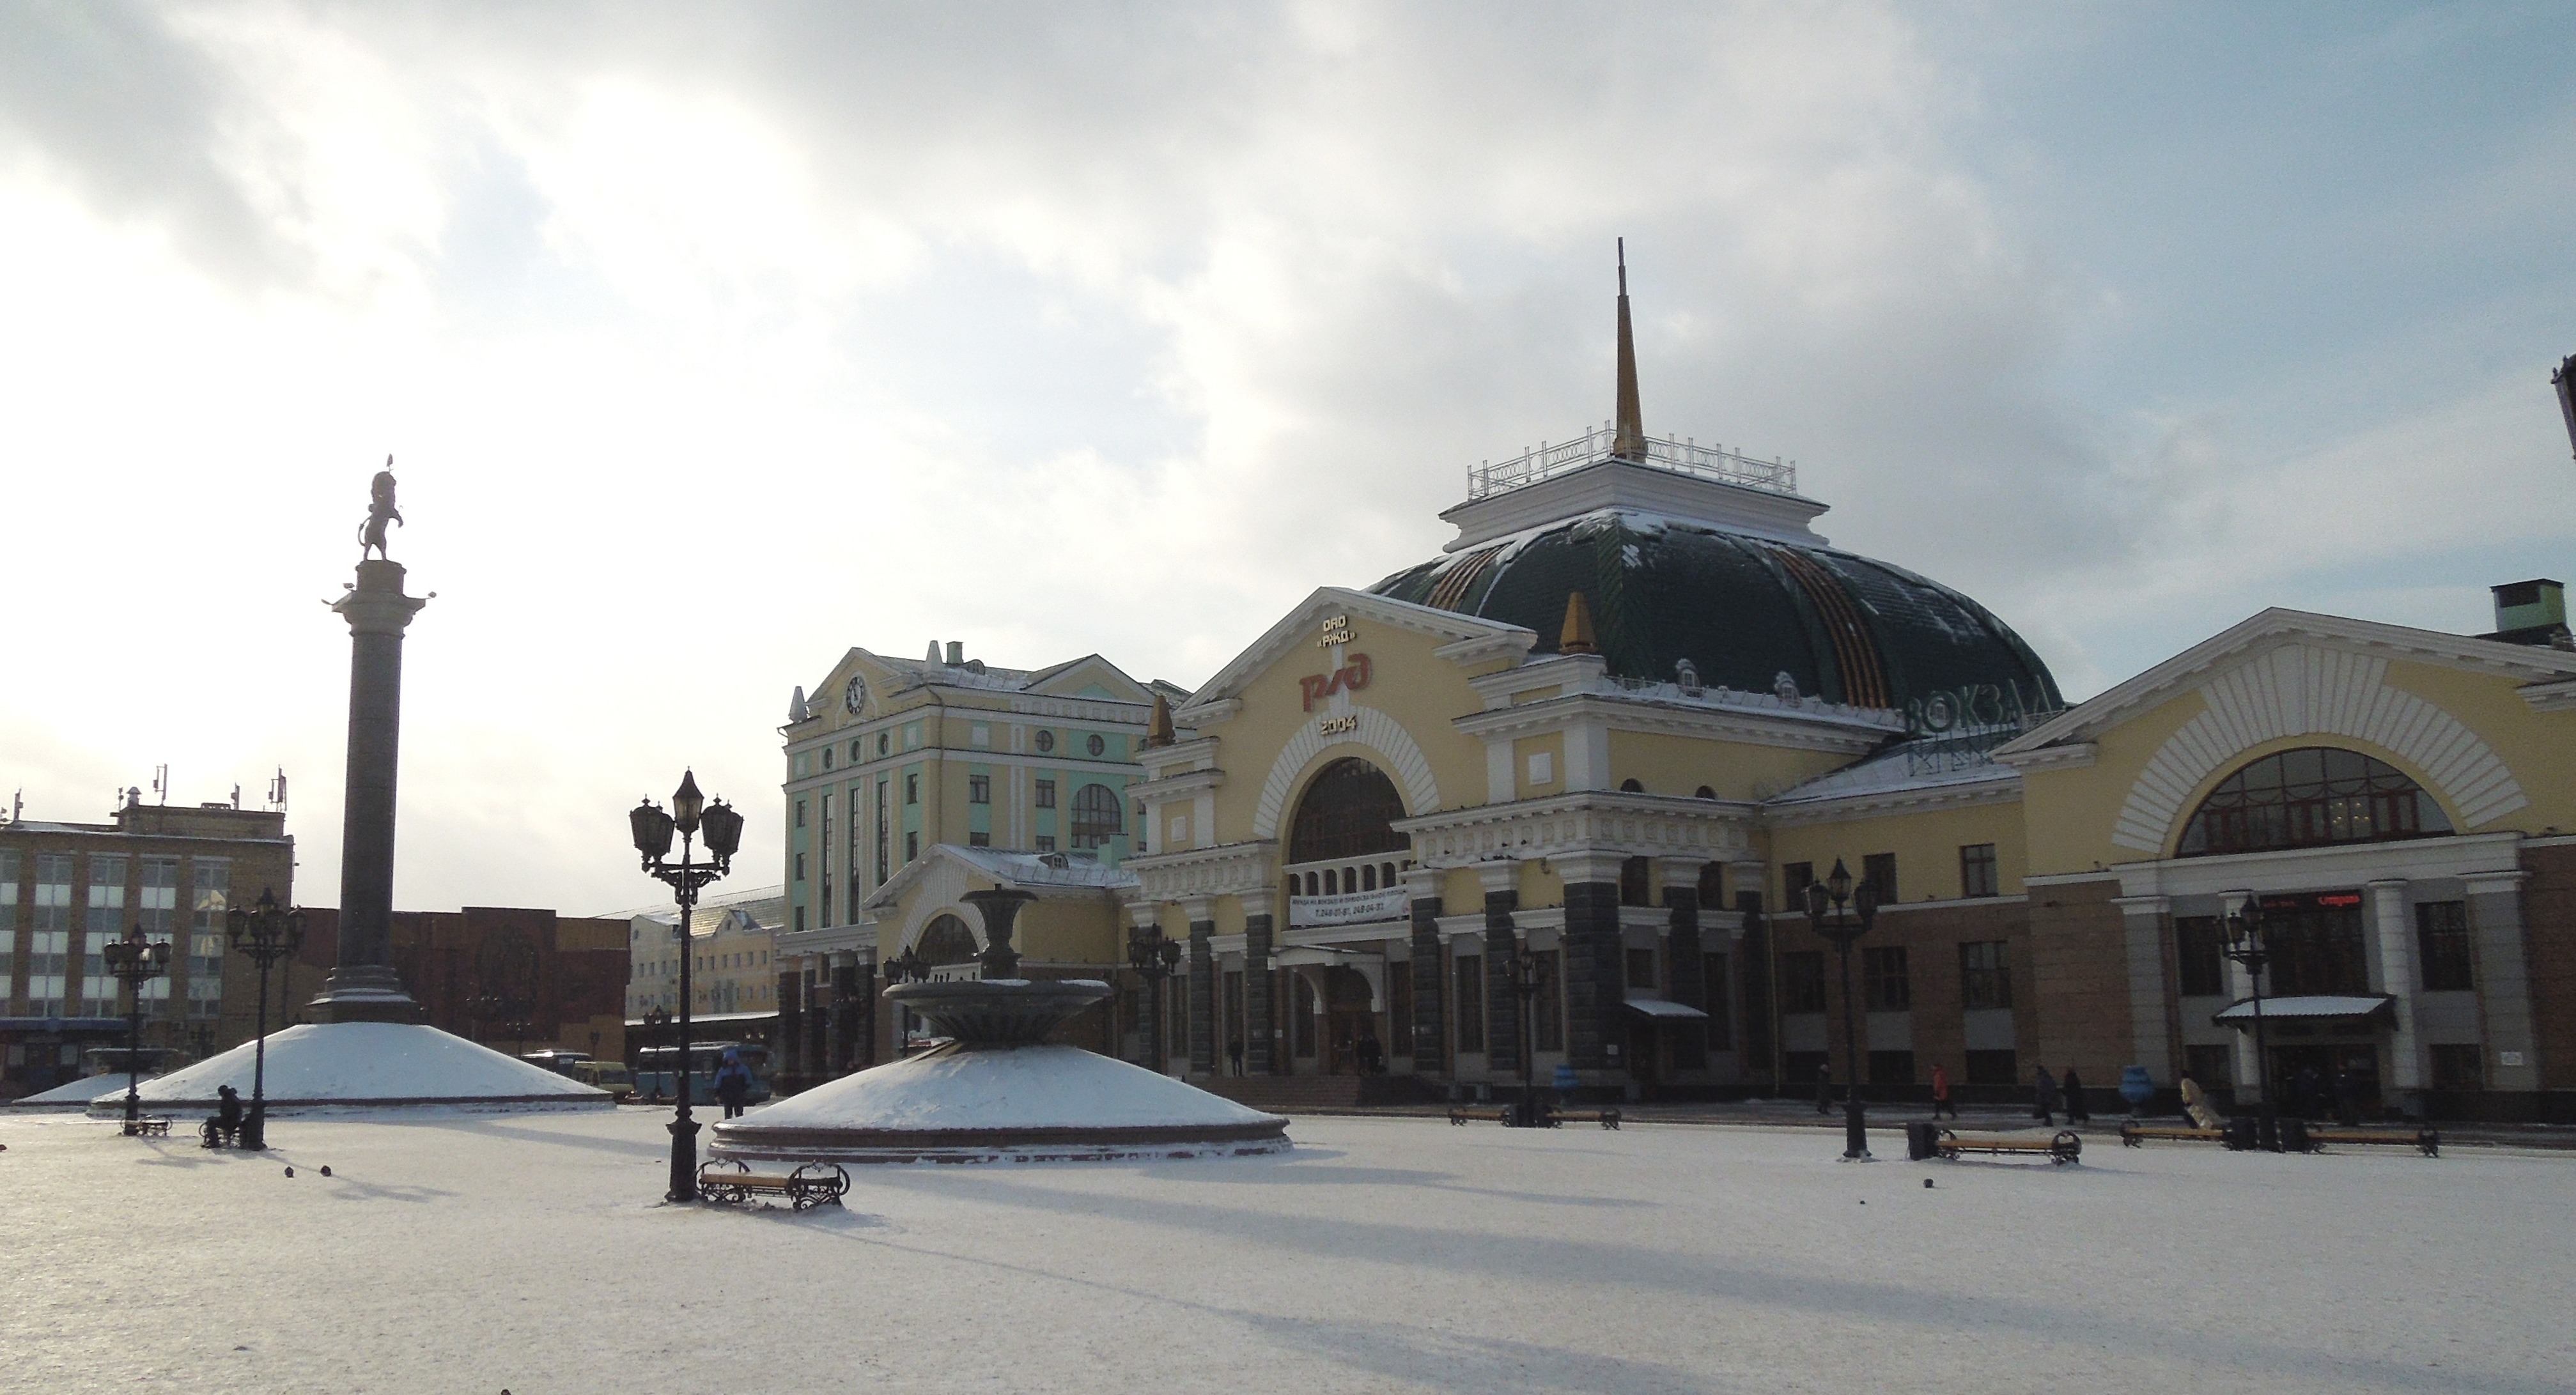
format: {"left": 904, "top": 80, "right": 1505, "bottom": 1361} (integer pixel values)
{"left": 1291, "top": 886, "right": 1408, "bottom": 928}
{"left": 1300, "top": 653, "right": 1372, "bottom": 711}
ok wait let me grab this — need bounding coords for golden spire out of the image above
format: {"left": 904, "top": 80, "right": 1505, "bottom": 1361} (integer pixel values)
{"left": 1560, "top": 591, "right": 1599, "bottom": 655}
{"left": 1145, "top": 691, "right": 1176, "bottom": 747}
{"left": 1612, "top": 238, "right": 1645, "bottom": 459}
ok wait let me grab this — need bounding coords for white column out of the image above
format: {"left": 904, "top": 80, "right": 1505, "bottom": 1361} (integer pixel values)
{"left": 2463, "top": 870, "right": 2541, "bottom": 1092}
{"left": 2224, "top": 953, "right": 2260, "bottom": 1093}
{"left": 2366, "top": 879, "right": 2423, "bottom": 1094}
{"left": 2112, "top": 895, "right": 2173, "bottom": 1081}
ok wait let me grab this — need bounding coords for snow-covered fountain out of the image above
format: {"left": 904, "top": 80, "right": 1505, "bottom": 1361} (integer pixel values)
{"left": 709, "top": 890, "right": 1287, "bottom": 1164}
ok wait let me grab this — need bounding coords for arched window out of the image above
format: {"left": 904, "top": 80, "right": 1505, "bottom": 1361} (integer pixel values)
{"left": 1382, "top": 861, "right": 1397, "bottom": 888}
{"left": 917, "top": 914, "right": 979, "bottom": 965}
{"left": 1361, "top": 865, "right": 1376, "bottom": 891}
{"left": 1071, "top": 783, "right": 1124, "bottom": 849}
{"left": 1288, "top": 757, "right": 1408, "bottom": 863}
{"left": 1620, "top": 778, "right": 1645, "bottom": 793}
{"left": 1695, "top": 785, "right": 1716, "bottom": 800}
{"left": 1323, "top": 868, "right": 1338, "bottom": 895}
{"left": 2177, "top": 747, "right": 2453, "bottom": 857}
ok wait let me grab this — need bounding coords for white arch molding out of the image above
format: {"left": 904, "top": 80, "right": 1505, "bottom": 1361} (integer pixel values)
{"left": 1253, "top": 705, "right": 1441, "bottom": 841}
{"left": 2112, "top": 644, "right": 2527, "bottom": 854}
{"left": 894, "top": 856, "right": 985, "bottom": 954}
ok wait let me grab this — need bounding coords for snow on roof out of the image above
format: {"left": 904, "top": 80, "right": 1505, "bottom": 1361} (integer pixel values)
{"left": 944, "top": 846, "right": 1138, "bottom": 890}
{"left": 10, "top": 1073, "right": 159, "bottom": 1107}
{"left": 2213, "top": 995, "right": 2396, "bottom": 1024}
{"left": 1623, "top": 995, "right": 1709, "bottom": 1021}
{"left": 1764, "top": 741, "right": 2021, "bottom": 807}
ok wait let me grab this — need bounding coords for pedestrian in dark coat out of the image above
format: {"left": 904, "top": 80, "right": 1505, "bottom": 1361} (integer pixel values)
{"left": 1815, "top": 1062, "right": 1835, "bottom": 1114}
{"left": 714, "top": 1051, "right": 752, "bottom": 1120}
{"left": 2060, "top": 1067, "right": 2090, "bottom": 1125}
{"left": 212, "top": 1084, "right": 244, "bottom": 1146}
{"left": 1227, "top": 1038, "right": 1246, "bottom": 1076}
{"left": 2333, "top": 1068, "right": 2361, "bottom": 1127}
{"left": 2033, "top": 1064, "right": 2060, "bottom": 1125}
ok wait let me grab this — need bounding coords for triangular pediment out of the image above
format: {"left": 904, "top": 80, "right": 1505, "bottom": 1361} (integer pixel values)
{"left": 1024, "top": 654, "right": 1149, "bottom": 702}
{"left": 1999, "top": 608, "right": 2576, "bottom": 757}
{"left": 1179, "top": 586, "right": 1535, "bottom": 711}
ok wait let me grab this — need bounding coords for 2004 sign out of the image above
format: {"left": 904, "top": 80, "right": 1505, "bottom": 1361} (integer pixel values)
{"left": 1317, "top": 714, "right": 1359, "bottom": 737}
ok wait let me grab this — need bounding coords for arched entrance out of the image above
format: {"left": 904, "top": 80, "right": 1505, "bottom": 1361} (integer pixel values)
{"left": 916, "top": 914, "right": 979, "bottom": 966}
{"left": 1289, "top": 758, "right": 1407, "bottom": 863}
{"left": 1321, "top": 966, "right": 1381, "bottom": 1075}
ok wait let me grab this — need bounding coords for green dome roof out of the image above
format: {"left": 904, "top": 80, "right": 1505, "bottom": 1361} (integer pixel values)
{"left": 1371, "top": 509, "right": 2061, "bottom": 714}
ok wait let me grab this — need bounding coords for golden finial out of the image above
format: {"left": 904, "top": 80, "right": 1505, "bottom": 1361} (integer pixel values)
{"left": 1560, "top": 591, "right": 1599, "bottom": 655}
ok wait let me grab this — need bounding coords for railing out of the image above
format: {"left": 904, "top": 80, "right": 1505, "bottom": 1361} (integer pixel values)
{"left": 1604, "top": 673, "right": 1905, "bottom": 727}
{"left": 1467, "top": 423, "right": 1797, "bottom": 502}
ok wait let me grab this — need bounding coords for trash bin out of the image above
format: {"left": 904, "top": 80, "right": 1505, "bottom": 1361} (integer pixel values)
{"left": 1907, "top": 1120, "right": 1941, "bottom": 1161}
{"left": 2280, "top": 1118, "right": 2311, "bottom": 1153}
{"left": 2223, "top": 1116, "right": 2258, "bottom": 1151}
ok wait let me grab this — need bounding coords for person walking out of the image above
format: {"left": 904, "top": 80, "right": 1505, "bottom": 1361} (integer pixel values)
{"left": 2333, "top": 1067, "right": 2361, "bottom": 1127}
{"left": 1227, "top": 1037, "right": 1245, "bottom": 1076}
{"left": 714, "top": 1050, "right": 752, "bottom": 1120}
{"left": 1929, "top": 1062, "right": 1958, "bottom": 1120}
{"left": 2032, "top": 1063, "right": 2060, "bottom": 1125}
{"left": 1814, "top": 1061, "right": 1835, "bottom": 1115}
{"left": 2060, "top": 1066, "right": 2090, "bottom": 1125}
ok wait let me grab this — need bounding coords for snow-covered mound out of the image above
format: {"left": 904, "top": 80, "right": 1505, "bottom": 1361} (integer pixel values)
{"left": 711, "top": 1042, "right": 1287, "bottom": 1164}
{"left": 9, "top": 1074, "right": 160, "bottom": 1109}
{"left": 92, "top": 1022, "right": 612, "bottom": 1116}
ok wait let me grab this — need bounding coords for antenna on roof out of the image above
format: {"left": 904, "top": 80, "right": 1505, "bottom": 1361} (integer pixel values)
{"left": 152, "top": 764, "right": 169, "bottom": 805}
{"left": 2554, "top": 353, "right": 2576, "bottom": 461}
{"left": 1613, "top": 239, "right": 1645, "bottom": 460}
{"left": 268, "top": 768, "right": 288, "bottom": 812}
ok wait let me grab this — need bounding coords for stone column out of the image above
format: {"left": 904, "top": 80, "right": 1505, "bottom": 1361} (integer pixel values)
{"left": 2112, "top": 895, "right": 2175, "bottom": 1083}
{"left": 2366, "top": 879, "right": 2425, "bottom": 1100}
{"left": 1403, "top": 868, "right": 1445, "bottom": 1077}
{"left": 1658, "top": 858, "right": 1706, "bottom": 1071}
{"left": 2463, "top": 871, "right": 2541, "bottom": 1092}
{"left": 1241, "top": 889, "right": 1276, "bottom": 1076}
{"left": 828, "top": 952, "right": 861, "bottom": 1079}
{"left": 2224, "top": 952, "right": 2260, "bottom": 1098}
{"left": 1478, "top": 863, "right": 1521, "bottom": 1078}
{"left": 777, "top": 962, "right": 805, "bottom": 1087}
{"left": 310, "top": 557, "right": 428, "bottom": 1021}
{"left": 1555, "top": 851, "right": 1627, "bottom": 1082}
{"left": 1124, "top": 902, "right": 1162, "bottom": 1070}
{"left": 1186, "top": 900, "right": 1216, "bottom": 1077}
{"left": 803, "top": 964, "right": 828, "bottom": 1079}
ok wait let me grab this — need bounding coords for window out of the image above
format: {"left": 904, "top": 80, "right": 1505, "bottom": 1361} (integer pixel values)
{"left": 1530, "top": 951, "right": 1562, "bottom": 1052}
{"left": 1387, "top": 962, "right": 1414, "bottom": 1056}
{"left": 1959, "top": 941, "right": 2013, "bottom": 1010}
{"left": 1292, "top": 973, "right": 1315, "bottom": 1057}
{"left": 27, "top": 929, "right": 68, "bottom": 1014}
{"left": 1868, "top": 1050, "right": 1915, "bottom": 1085}
{"left": 2184, "top": 1044, "right": 2232, "bottom": 1090}
{"left": 1959, "top": 844, "right": 1998, "bottom": 898}
{"left": 1701, "top": 953, "right": 1731, "bottom": 1047}
{"left": 1035, "top": 729, "right": 1056, "bottom": 754}
{"left": 1781, "top": 950, "right": 1827, "bottom": 1013}
{"left": 1783, "top": 862, "right": 1813, "bottom": 908}
{"left": 796, "top": 799, "right": 807, "bottom": 828}
{"left": 1454, "top": 954, "right": 1485, "bottom": 1052}
{"left": 1863, "top": 946, "right": 1910, "bottom": 1011}
{"left": 794, "top": 852, "right": 806, "bottom": 881}
{"left": 2416, "top": 901, "right": 2474, "bottom": 991}
{"left": 968, "top": 832, "right": 990, "bottom": 847}
{"left": 1964, "top": 1049, "right": 2018, "bottom": 1086}
{"left": 904, "top": 774, "right": 918, "bottom": 805}
{"left": 86, "top": 854, "right": 126, "bottom": 934}
{"left": 137, "top": 859, "right": 178, "bottom": 932}
{"left": 1287, "top": 758, "right": 1406, "bottom": 862}
{"left": 794, "top": 907, "right": 806, "bottom": 933}
{"left": 1619, "top": 778, "right": 1644, "bottom": 793}
{"left": 1620, "top": 856, "right": 1650, "bottom": 907}
{"left": 1625, "top": 947, "right": 1656, "bottom": 990}
{"left": 34, "top": 853, "right": 73, "bottom": 933}
{"left": 2429, "top": 1044, "right": 2483, "bottom": 1091}
{"left": 850, "top": 739, "right": 863, "bottom": 762}
{"left": 821, "top": 746, "right": 833, "bottom": 771}
{"left": 1697, "top": 861, "right": 1725, "bottom": 907}
{"left": 1035, "top": 836, "right": 1056, "bottom": 853}
{"left": 968, "top": 775, "right": 990, "bottom": 805}
{"left": 2178, "top": 747, "right": 2451, "bottom": 856}
{"left": 2174, "top": 917, "right": 2226, "bottom": 997}
{"left": 2260, "top": 892, "right": 2370, "bottom": 996}
{"left": 1696, "top": 785, "right": 1716, "bottom": 799}
{"left": 1863, "top": 852, "right": 1897, "bottom": 904}
{"left": 1071, "top": 784, "right": 1124, "bottom": 851}
{"left": 905, "top": 832, "right": 919, "bottom": 861}
{"left": 1087, "top": 733, "right": 1106, "bottom": 757}
{"left": 1034, "top": 779, "right": 1057, "bottom": 809}
{"left": 878, "top": 732, "right": 890, "bottom": 757}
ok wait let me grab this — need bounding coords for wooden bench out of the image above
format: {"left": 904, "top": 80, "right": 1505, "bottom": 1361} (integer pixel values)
{"left": 1450, "top": 1104, "right": 1622, "bottom": 1130}
{"left": 1932, "top": 1129, "right": 2082, "bottom": 1164}
{"left": 199, "top": 1118, "right": 245, "bottom": 1149}
{"left": 696, "top": 1160, "right": 850, "bottom": 1211}
{"left": 2305, "top": 1127, "right": 2439, "bottom": 1157}
{"left": 123, "top": 1116, "right": 172, "bottom": 1137}
{"left": 2121, "top": 1121, "right": 2226, "bottom": 1148}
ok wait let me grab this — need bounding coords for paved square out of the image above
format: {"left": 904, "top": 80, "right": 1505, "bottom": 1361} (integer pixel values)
{"left": 3, "top": 1109, "right": 2565, "bottom": 1392}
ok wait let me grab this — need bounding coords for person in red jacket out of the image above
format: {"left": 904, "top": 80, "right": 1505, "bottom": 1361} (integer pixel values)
{"left": 1930, "top": 1062, "right": 1958, "bottom": 1120}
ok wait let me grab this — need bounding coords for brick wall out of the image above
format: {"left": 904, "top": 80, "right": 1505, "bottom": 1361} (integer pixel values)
{"left": 2522, "top": 844, "right": 2576, "bottom": 1093}
{"left": 2028, "top": 877, "right": 2130, "bottom": 1084}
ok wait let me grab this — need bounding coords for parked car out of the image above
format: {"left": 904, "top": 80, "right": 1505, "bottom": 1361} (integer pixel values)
{"left": 568, "top": 1060, "right": 635, "bottom": 1099}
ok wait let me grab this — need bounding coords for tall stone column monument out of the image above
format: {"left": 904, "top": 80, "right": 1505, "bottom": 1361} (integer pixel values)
{"left": 310, "top": 458, "right": 428, "bottom": 1022}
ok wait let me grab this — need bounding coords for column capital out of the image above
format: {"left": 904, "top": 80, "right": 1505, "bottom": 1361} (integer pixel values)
{"left": 1474, "top": 860, "right": 1521, "bottom": 895}
{"left": 1180, "top": 897, "right": 1215, "bottom": 925}
{"left": 2109, "top": 894, "right": 2169, "bottom": 916}
{"left": 1652, "top": 854, "right": 1704, "bottom": 890}
{"left": 1126, "top": 900, "right": 1163, "bottom": 930}
{"left": 2462, "top": 870, "right": 2530, "bottom": 895}
{"left": 1400, "top": 867, "right": 1443, "bottom": 898}
{"left": 1238, "top": 888, "right": 1278, "bottom": 920}
{"left": 1549, "top": 849, "right": 1626, "bottom": 886}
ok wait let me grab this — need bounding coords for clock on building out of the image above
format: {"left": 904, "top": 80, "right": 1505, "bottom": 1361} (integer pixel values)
{"left": 844, "top": 675, "right": 867, "bottom": 714}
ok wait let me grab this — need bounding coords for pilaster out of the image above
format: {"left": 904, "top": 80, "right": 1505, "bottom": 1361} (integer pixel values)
{"left": 2463, "top": 870, "right": 2540, "bottom": 1091}
{"left": 1404, "top": 868, "right": 1445, "bottom": 1075}
{"left": 1659, "top": 857, "right": 1706, "bottom": 1071}
{"left": 2111, "top": 895, "right": 2174, "bottom": 1083}
{"left": 2366, "top": 879, "right": 2425, "bottom": 1095}
{"left": 1188, "top": 918, "right": 1216, "bottom": 1076}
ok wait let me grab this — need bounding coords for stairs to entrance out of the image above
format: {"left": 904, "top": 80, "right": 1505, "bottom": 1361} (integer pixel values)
{"left": 1197, "top": 1074, "right": 1441, "bottom": 1112}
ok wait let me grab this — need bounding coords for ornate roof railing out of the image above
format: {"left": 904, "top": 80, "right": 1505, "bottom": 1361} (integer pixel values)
{"left": 1468, "top": 423, "right": 1797, "bottom": 502}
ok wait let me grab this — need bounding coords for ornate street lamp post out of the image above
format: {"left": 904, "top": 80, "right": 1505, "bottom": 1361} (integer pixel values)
{"left": 223, "top": 888, "right": 306, "bottom": 1150}
{"left": 629, "top": 769, "right": 745, "bottom": 1203}
{"left": 1804, "top": 858, "right": 1879, "bottom": 1161}
{"left": 2221, "top": 893, "right": 2281, "bottom": 1152}
{"left": 1127, "top": 928, "right": 1183, "bottom": 1072}
{"left": 101, "top": 927, "right": 173, "bottom": 1132}
{"left": 1498, "top": 946, "right": 1553, "bottom": 1128}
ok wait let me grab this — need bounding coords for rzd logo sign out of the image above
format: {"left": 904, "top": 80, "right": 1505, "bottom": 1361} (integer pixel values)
{"left": 1300, "top": 654, "right": 1372, "bottom": 711}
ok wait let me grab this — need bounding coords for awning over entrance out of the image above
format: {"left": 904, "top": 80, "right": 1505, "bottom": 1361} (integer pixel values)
{"left": 1623, "top": 994, "right": 1709, "bottom": 1022}
{"left": 2212, "top": 995, "right": 2395, "bottom": 1028}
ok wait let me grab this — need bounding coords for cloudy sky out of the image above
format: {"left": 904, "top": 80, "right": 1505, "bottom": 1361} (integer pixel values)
{"left": 3, "top": 3, "right": 2571, "bottom": 918}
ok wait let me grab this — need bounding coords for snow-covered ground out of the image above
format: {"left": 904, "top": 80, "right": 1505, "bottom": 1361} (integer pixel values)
{"left": 2, "top": 1107, "right": 2566, "bottom": 1394}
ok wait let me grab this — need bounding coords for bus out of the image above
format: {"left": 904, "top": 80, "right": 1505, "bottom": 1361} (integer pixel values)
{"left": 630, "top": 1041, "right": 772, "bottom": 1106}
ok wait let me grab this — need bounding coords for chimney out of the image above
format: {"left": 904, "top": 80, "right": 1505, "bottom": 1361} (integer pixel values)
{"left": 945, "top": 641, "right": 965, "bottom": 666}
{"left": 2488, "top": 578, "right": 2568, "bottom": 645}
